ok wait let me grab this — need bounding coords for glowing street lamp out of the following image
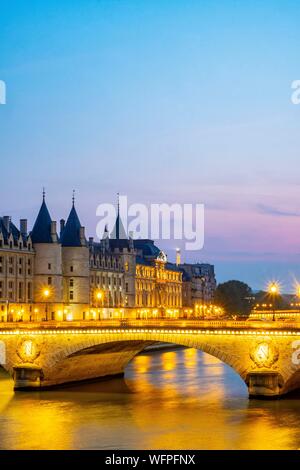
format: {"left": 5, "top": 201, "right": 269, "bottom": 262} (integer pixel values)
{"left": 95, "top": 291, "right": 103, "bottom": 301}
{"left": 268, "top": 282, "right": 279, "bottom": 321}
{"left": 94, "top": 290, "right": 103, "bottom": 319}
{"left": 269, "top": 283, "right": 278, "bottom": 295}
{"left": 43, "top": 289, "right": 50, "bottom": 298}
{"left": 42, "top": 287, "right": 51, "bottom": 320}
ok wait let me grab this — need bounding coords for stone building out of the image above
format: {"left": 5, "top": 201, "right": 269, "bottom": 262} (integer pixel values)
{"left": 179, "top": 263, "right": 217, "bottom": 317}
{"left": 0, "top": 195, "right": 216, "bottom": 321}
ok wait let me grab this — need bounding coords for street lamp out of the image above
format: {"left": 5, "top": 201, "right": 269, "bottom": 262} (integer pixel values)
{"left": 269, "top": 282, "right": 279, "bottom": 321}
{"left": 95, "top": 290, "right": 103, "bottom": 319}
{"left": 42, "top": 288, "right": 50, "bottom": 321}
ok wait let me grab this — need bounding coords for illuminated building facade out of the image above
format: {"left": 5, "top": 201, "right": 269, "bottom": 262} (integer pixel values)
{"left": 0, "top": 195, "right": 216, "bottom": 321}
{"left": 179, "top": 263, "right": 216, "bottom": 309}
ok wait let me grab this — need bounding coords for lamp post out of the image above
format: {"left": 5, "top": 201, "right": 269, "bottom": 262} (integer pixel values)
{"left": 43, "top": 288, "right": 50, "bottom": 321}
{"left": 95, "top": 290, "right": 103, "bottom": 320}
{"left": 269, "top": 283, "right": 279, "bottom": 321}
{"left": 6, "top": 299, "right": 9, "bottom": 322}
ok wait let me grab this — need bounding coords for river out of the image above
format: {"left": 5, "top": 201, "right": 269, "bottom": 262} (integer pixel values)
{"left": 0, "top": 347, "right": 300, "bottom": 450}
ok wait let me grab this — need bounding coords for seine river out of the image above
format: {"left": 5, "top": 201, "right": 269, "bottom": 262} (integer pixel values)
{"left": 0, "top": 347, "right": 300, "bottom": 450}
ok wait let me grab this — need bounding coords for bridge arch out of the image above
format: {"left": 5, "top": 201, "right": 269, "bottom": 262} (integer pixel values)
{"left": 40, "top": 333, "right": 248, "bottom": 389}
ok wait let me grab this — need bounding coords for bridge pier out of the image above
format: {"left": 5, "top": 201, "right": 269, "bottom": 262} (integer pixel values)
{"left": 13, "top": 365, "right": 43, "bottom": 390}
{"left": 247, "top": 371, "right": 283, "bottom": 398}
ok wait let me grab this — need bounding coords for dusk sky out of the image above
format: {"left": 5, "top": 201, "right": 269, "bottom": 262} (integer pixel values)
{"left": 1, "top": 0, "right": 300, "bottom": 291}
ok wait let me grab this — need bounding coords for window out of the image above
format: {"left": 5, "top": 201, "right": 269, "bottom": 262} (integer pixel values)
{"left": 9, "top": 241, "right": 13, "bottom": 249}
{"left": 125, "top": 283, "right": 129, "bottom": 293}
{"left": 70, "top": 266, "right": 73, "bottom": 272}
{"left": 69, "top": 279, "right": 74, "bottom": 288}
{"left": 28, "top": 243, "right": 31, "bottom": 250}
{"left": 19, "top": 243, "right": 22, "bottom": 250}
{"left": 0, "top": 281, "right": 3, "bottom": 299}
{"left": 18, "top": 282, "right": 23, "bottom": 300}
{"left": 0, "top": 240, "right": 3, "bottom": 248}
{"left": 69, "top": 291, "right": 74, "bottom": 301}
{"left": 48, "top": 263, "right": 51, "bottom": 270}
{"left": 48, "top": 277, "right": 52, "bottom": 285}
{"left": 27, "top": 283, "right": 32, "bottom": 301}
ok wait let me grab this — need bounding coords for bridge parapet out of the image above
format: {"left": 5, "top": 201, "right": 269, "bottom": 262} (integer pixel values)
{"left": 0, "top": 319, "right": 300, "bottom": 331}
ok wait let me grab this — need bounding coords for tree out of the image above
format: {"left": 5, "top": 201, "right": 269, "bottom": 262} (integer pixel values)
{"left": 215, "top": 280, "right": 253, "bottom": 317}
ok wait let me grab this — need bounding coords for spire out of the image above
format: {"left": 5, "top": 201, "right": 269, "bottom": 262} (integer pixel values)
{"left": 116, "top": 192, "right": 120, "bottom": 239}
{"left": 42, "top": 187, "right": 45, "bottom": 202}
{"left": 112, "top": 192, "right": 127, "bottom": 240}
{"left": 61, "top": 203, "right": 86, "bottom": 247}
{"left": 30, "top": 194, "right": 54, "bottom": 244}
{"left": 72, "top": 189, "right": 75, "bottom": 207}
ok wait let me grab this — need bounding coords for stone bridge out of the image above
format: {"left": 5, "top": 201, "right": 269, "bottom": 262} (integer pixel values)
{"left": 1, "top": 319, "right": 300, "bottom": 398}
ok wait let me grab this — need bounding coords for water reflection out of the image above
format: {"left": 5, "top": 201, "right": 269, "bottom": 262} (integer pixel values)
{"left": 0, "top": 348, "right": 300, "bottom": 449}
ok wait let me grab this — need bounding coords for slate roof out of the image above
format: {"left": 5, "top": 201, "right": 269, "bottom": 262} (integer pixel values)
{"left": 133, "top": 239, "right": 161, "bottom": 258}
{"left": 0, "top": 217, "right": 22, "bottom": 245}
{"left": 30, "top": 199, "right": 53, "bottom": 244}
{"left": 60, "top": 204, "right": 85, "bottom": 247}
{"left": 136, "top": 255, "right": 151, "bottom": 266}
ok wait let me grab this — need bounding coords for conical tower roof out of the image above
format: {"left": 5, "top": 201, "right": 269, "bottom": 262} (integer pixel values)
{"left": 30, "top": 194, "right": 54, "bottom": 244}
{"left": 61, "top": 196, "right": 85, "bottom": 247}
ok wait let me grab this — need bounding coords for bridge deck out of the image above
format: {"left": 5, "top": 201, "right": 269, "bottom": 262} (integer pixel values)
{"left": 0, "top": 319, "right": 300, "bottom": 333}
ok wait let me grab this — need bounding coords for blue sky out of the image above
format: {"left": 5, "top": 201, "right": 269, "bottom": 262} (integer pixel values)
{"left": 1, "top": 0, "right": 300, "bottom": 291}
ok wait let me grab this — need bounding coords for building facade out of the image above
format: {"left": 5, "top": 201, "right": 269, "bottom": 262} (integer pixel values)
{"left": 0, "top": 196, "right": 217, "bottom": 321}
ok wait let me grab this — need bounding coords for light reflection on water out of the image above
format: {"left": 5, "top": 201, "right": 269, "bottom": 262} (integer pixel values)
{"left": 0, "top": 348, "right": 300, "bottom": 450}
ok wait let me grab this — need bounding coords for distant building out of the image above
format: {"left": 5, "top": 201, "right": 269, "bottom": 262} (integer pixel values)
{"left": 0, "top": 194, "right": 217, "bottom": 321}
{"left": 179, "top": 263, "right": 216, "bottom": 305}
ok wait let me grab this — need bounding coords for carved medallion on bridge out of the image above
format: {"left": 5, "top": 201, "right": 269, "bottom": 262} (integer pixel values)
{"left": 17, "top": 339, "right": 40, "bottom": 363}
{"left": 250, "top": 340, "right": 279, "bottom": 368}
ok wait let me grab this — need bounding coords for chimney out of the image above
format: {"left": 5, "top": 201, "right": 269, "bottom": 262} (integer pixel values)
{"left": 51, "top": 221, "right": 57, "bottom": 242}
{"left": 176, "top": 248, "right": 181, "bottom": 266}
{"left": 20, "top": 219, "right": 28, "bottom": 236}
{"left": 60, "top": 219, "right": 65, "bottom": 235}
{"left": 80, "top": 226, "right": 86, "bottom": 245}
{"left": 3, "top": 216, "right": 10, "bottom": 233}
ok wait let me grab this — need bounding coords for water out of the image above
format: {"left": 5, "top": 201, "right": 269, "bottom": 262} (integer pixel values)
{"left": 0, "top": 347, "right": 300, "bottom": 450}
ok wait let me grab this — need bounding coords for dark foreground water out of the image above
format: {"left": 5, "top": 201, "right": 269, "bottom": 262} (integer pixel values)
{"left": 0, "top": 348, "right": 300, "bottom": 450}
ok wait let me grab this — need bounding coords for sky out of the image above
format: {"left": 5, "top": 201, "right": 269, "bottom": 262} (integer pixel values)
{"left": 1, "top": 0, "right": 300, "bottom": 291}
